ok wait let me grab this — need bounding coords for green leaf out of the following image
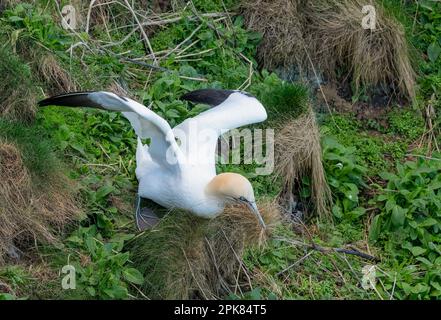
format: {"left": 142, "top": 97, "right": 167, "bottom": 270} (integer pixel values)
{"left": 96, "top": 184, "right": 115, "bottom": 200}
{"left": 0, "top": 293, "right": 15, "bottom": 300}
{"left": 332, "top": 204, "right": 343, "bottom": 219}
{"left": 419, "top": 218, "right": 438, "bottom": 228}
{"left": 86, "top": 286, "right": 96, "bottom": 296}
{"left": 391, "top": 206, "right": 406, "bottom": 227}
{"left": 379, "top": 172, "right": 396, "bottom": 181}
{"left": 411, "top": 283, "right": 429, "bottom": 294}
{"left": 428, "top": 42, "right": 441, "bottom": 63}
{"left": 123, "top": 268, "right": 144, "bottom": 285}
{"left": 66, "top": 235, "right": 83, "bottom": 245}
{"left": 369, "top": 215, "right": 381, "bottom": 241}
{"left": 104, "top": 285, "right": 128, "bottom": 299}
{"left": 410, "top": 246, "right": 427, "bottom": 256}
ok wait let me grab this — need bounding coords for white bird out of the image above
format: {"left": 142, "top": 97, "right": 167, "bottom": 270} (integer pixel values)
{"left": 38, "top": 89, "right": 268, "bottom": 230}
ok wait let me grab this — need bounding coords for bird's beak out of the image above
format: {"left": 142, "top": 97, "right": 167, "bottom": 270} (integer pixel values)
{"left": 245, "top": 201, "right": 266, "bottom": 230}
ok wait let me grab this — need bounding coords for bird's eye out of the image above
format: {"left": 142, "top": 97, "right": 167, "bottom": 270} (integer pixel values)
{"left": 238, "top": 196, "right": 247, "bottom": 202}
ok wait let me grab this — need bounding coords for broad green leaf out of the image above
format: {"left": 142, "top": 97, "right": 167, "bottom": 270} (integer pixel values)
{"left": 96, "top": 184, "right": 115, "bottom": 200}
{"left": 123, "top": 268, "right": 144, "bottom": 285}
{"left": 419, "top": 218, "right": 438, "bottom": 228}
{"left": 428, "top": 42, "right": 441, "bottom": 63}
{"left": 369, "top": 215, "right": 381, "bottom": 241}
{"left": 104, "top": 285, "right": 128, "bottom": 299}
{"left": 410, "top": 246, "right": 427, "bottom": 256}
{"left": 391, "top": 206, "right": 406, "bottom": 227}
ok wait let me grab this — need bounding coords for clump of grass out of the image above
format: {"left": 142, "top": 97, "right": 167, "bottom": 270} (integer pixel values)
{"left": 0, "top": 142, "right": 80, "bottom": 264}
{"left": 242, "top": 0, "right": 416, "bottom": 102}
{"left": 305, "top": 0, "right": 416, "bottom": 101}
{"left": 254, "top": 79, "right": 331, "bottom": 219}
{"left": 33, "top": 51, "right": 76, "bottom": 95}
{"left": 128, "top": 200, "right": 281, "bottom": 299}
{"left": 255, "top": 80, "right": 310, "bottom": 121}
{"left": 0, "top": 120, "right": 81, "bottom": 264}
{"left": 275, "top": 108, "right": 332, "bottom": 220}
{"left": 0, "top": 46, "right": 38, "bottom": 122}
{"left": 241, "top": 0, "right": 305, "bottom": 70}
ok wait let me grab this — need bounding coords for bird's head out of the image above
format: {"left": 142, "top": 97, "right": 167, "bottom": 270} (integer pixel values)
{"left": 205, "top": 173, "right": 266, "bottom": 229}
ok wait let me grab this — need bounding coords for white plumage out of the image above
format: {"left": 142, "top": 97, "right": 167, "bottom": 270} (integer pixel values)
{"left": 39, "top": 89, "right": 268, "bottom": 229}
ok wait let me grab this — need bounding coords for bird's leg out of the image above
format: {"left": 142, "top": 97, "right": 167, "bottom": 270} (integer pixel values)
{"left": 135, "top": 194, "right": 160, "bottom": 231}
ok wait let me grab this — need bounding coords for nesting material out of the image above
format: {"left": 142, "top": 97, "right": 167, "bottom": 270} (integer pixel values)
{"left": 129, "top": 200, "right": 281, "bottom": 299}
{"left": 0, "top": 142, "right": 79, "bottom": 264}
{"left": 274, "top": 107, "right": 332, "bottom": 219}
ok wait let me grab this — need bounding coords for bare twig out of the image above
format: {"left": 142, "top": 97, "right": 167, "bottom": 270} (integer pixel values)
{"left": 123, "top": 0, "right": 158, "bottom": 65}
{"left": 275, "top": 237, "right": 380, "bottom": 262}
{"left": 276, "top": 250, "right": 314, "bottom": 276}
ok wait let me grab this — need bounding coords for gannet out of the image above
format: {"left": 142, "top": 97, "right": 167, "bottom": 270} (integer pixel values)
{"left": 38, "top": 89, "right": 268, "bottom": 230}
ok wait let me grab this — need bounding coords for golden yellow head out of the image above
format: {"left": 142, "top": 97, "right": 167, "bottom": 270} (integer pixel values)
{"left": 205, "top": 173, "right": 265, "bottom": 228}
{"left": 206, "top": 173, "right": 255, "bottom": 202}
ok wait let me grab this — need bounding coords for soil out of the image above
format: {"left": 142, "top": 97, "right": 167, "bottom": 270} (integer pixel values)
{"left": 316, "top": 82, "right": 394, "bottom": 129}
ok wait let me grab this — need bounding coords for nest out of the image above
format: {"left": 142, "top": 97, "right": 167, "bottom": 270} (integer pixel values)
{"left": 129, "top": 200, "right": 281, "bottom": 299}
{"left": 0, "top": 142, "right": 80, "bottom": 264}
{"left": 274, "top": 107, "right": 332, "bottom": 219}
{"left": 241, "top": 0, "right": 416, "bottom": 101}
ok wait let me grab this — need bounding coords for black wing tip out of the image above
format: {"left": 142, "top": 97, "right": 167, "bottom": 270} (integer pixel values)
{"left": 37, "top": 91, "right": 128, "bottom": 107}
{"left": 181, "top": 88, "right": 255, "bottom": 106}
{"left": 37, "top": 91, "right": 93, "bottom": 107}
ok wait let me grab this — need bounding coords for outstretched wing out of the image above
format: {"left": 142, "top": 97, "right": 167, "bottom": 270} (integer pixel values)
{"left": 174, "top": 89, "right": 267, "bottom": 168}
{"left": 38, "top": 91, "right": 182, "bottom": 171}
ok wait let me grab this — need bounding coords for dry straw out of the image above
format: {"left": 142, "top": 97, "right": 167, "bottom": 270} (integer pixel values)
{"left": 130, "top": 200, "right": 281, "bottom": 299}
{"left": 304, "top": 0, "right": 415, "bottom": 100}
{"left": 241, "top": 0, "right": 306, "bottom": 70}
{"left": 242, "top": 0, "right": 416, "bottom": 101}
{"left": 0, "top": 142, "right": 80, "bottom": 264}
{"left": 34, "top": 52, "right": 77, "bottom": 94}
{"left": 274, "top": 107, "right": 332, "bottom": 219}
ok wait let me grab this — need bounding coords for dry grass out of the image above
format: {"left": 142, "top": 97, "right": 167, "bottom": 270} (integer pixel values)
{"left": 0, "top": 142, "right": 80, "bottom": 264}
{"left": 34, "top": 52, "right": 77, "bottom": 94}
{"left": 130, "top": 200, "right": 281, "bottom": 299}
{"left": 0, "top": 45, "right": 74, "bottom": 121}
{"left": 241, "top": 0, "right": 306, "bottom": 70}
{"left": 0, "top": 46, "right": 38, "bottom": 122}
{"left": 305, "top": 0, "right": 415, "bottom": 101}
{"left": 241, "top": 0, "right": 416, "bottom": 101}
{"left": 0, "top": 0, "right": 20, "bottom": 10}
{"left": 274, "top": 107, "right": 332, "bottom": 220}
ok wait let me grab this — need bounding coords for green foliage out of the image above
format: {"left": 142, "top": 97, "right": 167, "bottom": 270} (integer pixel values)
{"left": 191, "top": 0, "right": 237, "bottom": 12}
{"left": 322, "top": 136, "right": 367, "bottom": 221}
{"left": 64, "top": 225, "right": 140, "bottom": 299}
{"left": 242, "top": 224, "right": 372, "bottom": 300}
{"left": 0, "top": 45, "right": 38, "bottom": 121}
{"left": 321, "top": 115, "right": 411, "bottom": 175}
{"left": 2, "top": 0, "right": 439, "bottom": 301}
{"left": 251, "top": 72, "right": 309, "bottom": 121}
{"left": 416, "top": 1, "right": 441, "bottom": 62}
{"left": 1, "top": 3, "right": 73, "bottom": 53}
{"left": 371, "top": 156, "right": 441, "bottom": 299}
{"left": 0, "top": 119, "right": 66, "bottom": 187}
{"left": 228, "top": 287, "right": 277, "bottom": 300}
{"left": 387, "top": 109, "right": 425, "bottom": 141}
{"left": 0, "top": 266, "right": 30, "bottom": 300}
